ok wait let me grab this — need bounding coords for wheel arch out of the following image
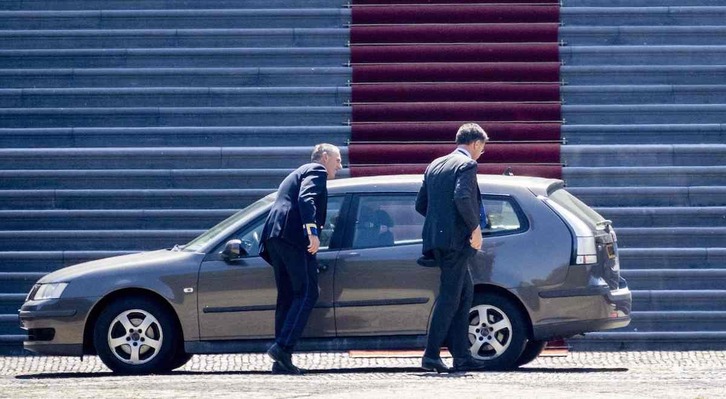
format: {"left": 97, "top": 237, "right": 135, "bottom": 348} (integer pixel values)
{"left": 473, "top": 283, "right": 534, "bottom": 340}
{"left": 82, "top": 288, "right": 184, "bottom": 355}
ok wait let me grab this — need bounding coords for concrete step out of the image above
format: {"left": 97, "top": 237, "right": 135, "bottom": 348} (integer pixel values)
{"left": 563, "top": 66, "right": 726, "bottom": 85}
{"left": 632, "top": 290, "right": 726, "bottom": 312}
{"left": 0, "top": 87, "right": 351, "bottom": 108}
{"left": 0, "top": 67, "right": 351, "bottom": 89}
{"left": 0, "top": 0, "right": 346, "bottom": 10}
{"left": 0, "top": 126, "right": 351, "bottom": 148}
{"left": 0, "top": 251, "right": 133, "bottom": 272}
{"left": 567, "top": 186, "right": 726, "bottom": 207}
{"left": 0, "top": 48, "right": 349, "bottom": 68}
{"left": 564, "top": 166, "right": 726, "bottom": 187}
{"left": 564, "top": 0, "right": 726, "bottom": 6}
{"left": 0, "top": 209, "right": 234, "bottom": 230}
{"left": 0, "top": 314, "right": 23, "bottom": 338}
{"left": 561, "top": 26, "right": 726, "bottom": 46}
{"left": 0, "top": 272, "right": 46, "bottom": 294}
{"left": 616, "top": 227, "right": 726, "bottom": 248}
{"left": 572, "top": 331, "right": 726, "bottom": 350}
{"left": 596, "top": 207, "right": 726, "bottom": 228}
{"left": 0, "top": 146, "right": 340, "bottom": 169}
{"left": 561, "top": 144, "right": 726, "bottom": 167}
{"left": 0, "top": 169, "right": 294, "bottom": 189}
{"left": 0, "top": 189, "right": 273, "bottom": 210}
{"left": 0, "top": 106, "right": 350, "bottom": 128}
{"left": 562, "top": 124, "right": 726, "bottom": 145}
{"left": 624, "top": 311, "right": 726, "bottom": 333}
{"left": 561, "top": 7, "right": 726, "bottom": 26}
{"left": 561, "top": 46, "right": 726, "bottom": 66}
{"left": 0, "top": 230, "right": 202, "bottom": 251}
{"left": 0, "top": 28, "right": 348, "bottom": 49}
{"left": 620, "top": 248, "right": 726, "bottom": 270}
{"left": 562, "top": 85, "right": 726, "bottom": 105}
{"left": 0, "top": 9, "right": 351, "bottom": 30}
{"left": 0, "top": 293, "right": 26, "bottom": 315}
{"left": 623, "top": 270, "right": 726, "bottom": 291}
{"left": 563, "top": 104, "right": 726, "bottom": 124}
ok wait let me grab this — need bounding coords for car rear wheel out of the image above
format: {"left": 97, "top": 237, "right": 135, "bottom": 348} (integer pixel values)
{"left": 166, "top": 351, "right": 194, "bottom": 371}
{"left": 93, "top": 297, "right": 179, "bottom": 374}
{"left": 468, "top": 293, "right": 528, "bottom": 370}
{"left": 515, "top": 340, "right": 547, "bottom": 367}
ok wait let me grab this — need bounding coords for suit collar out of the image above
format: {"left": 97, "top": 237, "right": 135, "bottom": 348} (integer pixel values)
{"left": 454, "top": 147, "right": 471, "bottom": 159}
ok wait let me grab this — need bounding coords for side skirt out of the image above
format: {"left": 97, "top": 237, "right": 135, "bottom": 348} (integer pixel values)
{"left": 185, "top": 335, "right": 427, "bottom": 354}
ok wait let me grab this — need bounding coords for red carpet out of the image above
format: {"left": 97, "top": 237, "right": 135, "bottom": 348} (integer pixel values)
{"left": 352, "top": 103, "right": 561, "bottom": 123}
{"left": 352, "top": 83, "right": 560, "bottom": 103}
{"left": 353, "top": 63, "right": 560, "bottom": 83}
{"left": 348, "top": 1, "right": 562, "bottom": 179}
{"left": 351, "top": 23, "right": 559, "bottom": 44}
{"left": 352, "top": 5, "right": 559, "bottom": 25}
{"left": 351, "top": 122, "right": 561, "bottom": 142}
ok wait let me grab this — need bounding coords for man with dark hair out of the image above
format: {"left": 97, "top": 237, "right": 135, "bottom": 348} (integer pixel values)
{"left": 416, "top": 123, "right": 489, "bottom": 373}
{"left": 259, "top": 143, "right": 342, "bottom": 374}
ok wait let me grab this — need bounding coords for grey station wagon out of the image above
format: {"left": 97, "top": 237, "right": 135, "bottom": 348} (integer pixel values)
{"left": 20, "top": 175, "right": 631, "bottom": 374}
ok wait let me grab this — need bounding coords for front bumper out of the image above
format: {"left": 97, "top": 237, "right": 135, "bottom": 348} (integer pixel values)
{"left": 531, "top": 282, "right": 632, "bottom": 341}
{"left": 19, "top": 297, "right": 97, "bottom": 356}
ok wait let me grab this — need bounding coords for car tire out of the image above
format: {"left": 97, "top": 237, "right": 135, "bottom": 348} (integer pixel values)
{"left": 165, "top": 351, "right": 194, "bottom": 372}
{"left": 468, "top": 293, "right": 528, "bottom": 370}
{"left": 515, "top": 340, "right": 547, "bottom": 367}
{"left": 93, "top": 297, "right": 179, "bottom": 374}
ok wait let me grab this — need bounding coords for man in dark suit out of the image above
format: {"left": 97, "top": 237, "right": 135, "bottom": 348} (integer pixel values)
{"left": 259, "top": 143, "right": 342, "bottom": 375}
{"left": 415, "top": 123, "right": 489, "bottom": 373}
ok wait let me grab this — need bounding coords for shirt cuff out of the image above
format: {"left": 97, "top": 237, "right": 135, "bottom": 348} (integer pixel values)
{"left": 304, "top": 223, "right": 319, "bottom": 236}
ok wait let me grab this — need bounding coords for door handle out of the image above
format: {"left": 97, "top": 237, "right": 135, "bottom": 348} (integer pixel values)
{"left": 338, "top": 252, "right": 360, "bottom": 259}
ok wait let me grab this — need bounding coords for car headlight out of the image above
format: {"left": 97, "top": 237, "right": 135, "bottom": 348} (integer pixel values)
{"left": 29, "top": 283, "right": 68, "bottom": 301}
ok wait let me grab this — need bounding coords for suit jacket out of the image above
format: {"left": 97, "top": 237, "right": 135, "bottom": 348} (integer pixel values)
{"left": 416, "top": 149, "right": 481, "bottom": 256}
{"left": 259, "top": 163, "right": 328, "bottom": 264}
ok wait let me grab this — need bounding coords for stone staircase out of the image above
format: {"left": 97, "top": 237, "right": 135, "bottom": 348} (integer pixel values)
{"left": 0, "top": 0, "right": 351, "bottom": 349}
{"left": 561, "top": 0, "right": 726, "bottom": 348}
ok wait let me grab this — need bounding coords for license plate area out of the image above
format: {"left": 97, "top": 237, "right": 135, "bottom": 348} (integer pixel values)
{"left": 606, "top": 244, "right": 616, "bottom": 259}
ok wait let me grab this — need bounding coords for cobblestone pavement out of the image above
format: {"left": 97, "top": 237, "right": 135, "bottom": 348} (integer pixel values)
{"left": 1, "top": 351, "right": 725, "bottom": 399}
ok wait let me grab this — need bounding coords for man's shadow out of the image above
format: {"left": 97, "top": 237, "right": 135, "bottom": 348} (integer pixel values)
{"left": 15, "top": 366, "right": 628, "bottom": 379}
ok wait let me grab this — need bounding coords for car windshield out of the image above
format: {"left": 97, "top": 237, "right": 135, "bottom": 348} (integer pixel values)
{"left": 548, "top": 189, "right": 607, "bottom": 229}
{"left": 182, "top": 194, "right": 275, "bottom": 252}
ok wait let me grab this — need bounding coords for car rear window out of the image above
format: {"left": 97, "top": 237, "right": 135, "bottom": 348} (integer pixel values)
{"left": 548, "top": 189, "right": 606, "bottom": 228}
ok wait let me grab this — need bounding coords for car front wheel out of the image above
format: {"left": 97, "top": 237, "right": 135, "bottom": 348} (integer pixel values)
{"left": 93, "top": 297, "right": 179, "bottom": 374}
{"left": 468, "top": 293, "right": 528, "bottom": 370}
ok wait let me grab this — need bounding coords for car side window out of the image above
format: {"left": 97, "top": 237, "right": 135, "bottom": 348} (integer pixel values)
{"left": 352, "top": 195, "right": 423, "bottom": 249}
{"left": 231, "top": 196, "right": 344, "bottom": 257}
{"left": 480, "top": 195, "right": 528, "bottom": 236}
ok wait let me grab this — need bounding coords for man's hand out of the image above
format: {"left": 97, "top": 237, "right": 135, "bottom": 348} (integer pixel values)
{"left": 470, "top": 225, "right": 482, "bottom": 250}
{"left": 308, "top": 235, "right": 320, "bottom": 254}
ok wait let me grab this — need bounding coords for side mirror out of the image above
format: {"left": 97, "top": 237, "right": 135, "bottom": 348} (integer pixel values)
{"left": 222, "top": 239, "right": 247, "bottom": 261}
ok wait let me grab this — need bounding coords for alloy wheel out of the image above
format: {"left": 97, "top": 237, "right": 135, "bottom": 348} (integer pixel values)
{"left": 107, "top": 309, "right": 164, "bottom": 365}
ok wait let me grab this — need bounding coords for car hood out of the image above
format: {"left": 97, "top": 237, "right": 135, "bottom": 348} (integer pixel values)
{"left": 38, "top": 249, "right": 200, "bottom": 284}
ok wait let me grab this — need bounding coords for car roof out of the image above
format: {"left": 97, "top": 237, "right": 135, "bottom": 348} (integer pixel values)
{"left": 327, "top": 174, "right": 563, "bottom": 196}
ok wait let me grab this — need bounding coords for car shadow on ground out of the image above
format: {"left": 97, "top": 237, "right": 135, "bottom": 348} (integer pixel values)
{"left": 14, "top": 366, "right": 628, "bottom": 379}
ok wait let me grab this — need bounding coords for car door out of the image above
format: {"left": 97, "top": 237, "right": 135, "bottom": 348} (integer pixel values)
{"left": 196, "top": 196, "right": 344, "bottom": 340}
{"left": 334, "top": 193, "right": 440, "bottom": 336}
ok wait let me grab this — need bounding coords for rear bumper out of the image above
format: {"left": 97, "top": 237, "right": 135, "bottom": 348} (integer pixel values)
{"left": 531, "top": 284, "right": 632, "bottom": 341}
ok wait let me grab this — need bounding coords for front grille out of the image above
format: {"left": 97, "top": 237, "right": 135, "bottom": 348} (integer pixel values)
{"left": 27, "top": 328, "right": 55, "bottom": 341}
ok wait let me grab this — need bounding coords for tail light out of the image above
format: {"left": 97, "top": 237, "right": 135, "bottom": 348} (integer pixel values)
{"left": 540, "top": 196, "right": 597, "bottom": 265}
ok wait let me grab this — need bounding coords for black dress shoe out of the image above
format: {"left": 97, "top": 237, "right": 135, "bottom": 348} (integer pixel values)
{"left": 452, "top": 357, "right": 488, "bottom": 372}
{"left": 267, "top": 344, "right": 300, "bottom": 374}
{"left": 271, "top": 361, "right": 303, "bottom": 375}
{"left": 421, "top": 356, "right": 451, "bottom": 373}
